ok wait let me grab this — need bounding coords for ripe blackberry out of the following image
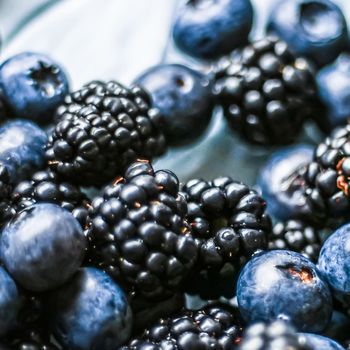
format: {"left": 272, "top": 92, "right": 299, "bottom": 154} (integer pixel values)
{"left": 45, "top": 80, "right": 166, "bottom": 186}
{"left": 212, "top": 36, "right": 323, "bottom": 145}
{"left": 86, "top": 160, "right": 197, "bottom": 300}
{"left": 181, "top": 177, "right": 271, "bottom": 298}
{"left": 11, "top": 169, "right": 89, "bottom": 227}
{"left": 238, "top": 321, "right": 311, "bottom": 350}
{"left": 269, "top": 220, "right": 321, "bottom": 262}
{"left": 120, "top": 303, "right": 243, "bottom": 350}
{"left": 295, "top": 125, "right": 350, "bottom": 226}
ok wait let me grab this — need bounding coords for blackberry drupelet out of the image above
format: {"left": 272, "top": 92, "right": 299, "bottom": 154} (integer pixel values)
{"left": 238, "top": 321, "right": 311, "bottom": 350}
{"left": 86, "top": 160, "right": 198, "bottom": 300}
{"left": 295, "top": 125, "right": 350, "bottom": 226}
{"left": 11, "top": 169, "right": 89, "bottom": 227}
{"left": 45, "top": 80, "right": 166, "bottom": 186}
{"left": 269, "top": 220, "right": 321, "bottom": 262}
{"left": 212, "top": 36, "right": 323, "bottom": 145}
{"left": 120, "top": 303, "right": 243, "bottom": 350}
{"left": 181, "top": 177, "right": 271, "bottom": 298}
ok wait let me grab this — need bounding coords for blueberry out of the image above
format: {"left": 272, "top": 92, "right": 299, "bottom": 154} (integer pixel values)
{"left": 267, "top": 0, "right": 348, "bottom": 67}
{"left": 0, "top": 52, "right": 69, "bottom": 124}
{"left": 299, "top": 333, "right": 345, "bottom": 350}
{"left": 50, "top": 267, "right": 132, "bottom": 350}
{"left": 135, "top": 64, "right": 213, "bottom": 146}
{"left": 317, "top": 54, "right": 350, "bottom": 128}
{"left": 323, "top": 311, "right": 350, "bottom": 342}
{"left": 0, "top": 267, "right": 22, "bottom": 336}
{"left": 256, "top": 145, "right": 313, "bottom": 221}
{"left": 0, "top": 120, "right": 47, "bottom": 181}
{"left": 0, "top": 203, "right": 86, "bottom": 292}
{"left": 173, "top": 0, "right": 253, "bottom": 60}
{"left": 237, "top": 250, "right": 332, "bottom": 333}
{"left": 318, "top": 223, "right": 350, "bottom": 305}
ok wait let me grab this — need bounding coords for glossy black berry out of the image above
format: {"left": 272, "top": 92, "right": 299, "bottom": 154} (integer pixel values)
{"left": 45, "top": 81, "right": 167, "bottom": 186}
{"left": 181, "top": 177, "right": 271, "bottom": 298}
{"left": 120, "top": 304, "right": 243, "bottom": 350}
{"left": 86, "top": 160, "right": 197, "bottom": 300}
{"left": 269, "top": 220, "right": 321, "bottom": 262}
{"left": 11, "top": 169, "right": 89, "bottom": 227}
{"left": 212, "top": 36, "right": 324, "bottom": 145}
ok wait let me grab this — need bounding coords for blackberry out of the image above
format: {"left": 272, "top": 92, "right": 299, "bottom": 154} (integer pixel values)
{"left": 3, "top": 328, "right": 59, "bottom": 350}
{"left": 212, "top": 36, "right": 323, "bottom": 145}
{"left": 269, "top": 220, "right": 321, "bottom": 262}
{"left": 86, "top": 160, "right": 198, "bottom": 300}
{"left": 295, "top": 125, "right": 350, "bottom": 226}
{"left": 45, "top": 81, "right": 166, "bottom": 186}
{"left": 238, "top": 321, "right": 311, "bottom": 350}
{"left": 181, "top": 177, "right": 271, "bottom": 298}
{"left": 11, "top": 169, "right": 90, "bottom": 227}
{"left": 120, "top": 303, "right": 243, "bottom": 350}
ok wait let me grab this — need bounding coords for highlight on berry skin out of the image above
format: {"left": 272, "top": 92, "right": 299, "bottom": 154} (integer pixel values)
{"left": 1, "top": 1, "right": 350, "bottom": 349}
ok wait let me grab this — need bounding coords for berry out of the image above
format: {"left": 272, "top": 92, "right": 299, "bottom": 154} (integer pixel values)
{"left": 296, "top": 125, "right": 350, "bottom": 226}
{"left": 269, "top": 220, "right": 321, "bottom": 262}
{"left": 0, "top": 203, "right": 86, "bottom": 292}
{"left": 317, "top": 54, "right": 350, "bottom": 128}
{"left": 318, "top": 223, "right": 350, "bottom": 307}
{"left": 3, "top": 327, "right": 59, "bottom": 350}
{"left": 11, "top": 168, "right": 90, "bottom": 227}
{"left": 86, "top": 160, "right": 197, "bottom": 300}
{"left": 324, "top": 311, "right": 350, "bottom": 343}
{"left": 120, "top": 303, "right": 243, "bottom": 350}
{"left": 181, "top": 176, "right": 271, "bottom": 298}
{"left": 237, "top": 250, "right": 332, "bottom": 333}
{"left": 135, "top": 64, "right": 214, "bottom": 146}
{"left": 49, "top": 267, "right": 132, "bottom": 350}
{"left": 267, "top": 0, "right": 348, "bottom": 67}
{"left": 45, "top": 81, "right": 166, "bottom": 186}
{"left": 238, "top": 320, "right": 311, "bottom": 350}
{"left": 173, "top": 0, "right": 253, "bottom": 60}
{"left": 0, "top": 267, "right": 22, "bottom": 337}
{"left": 212, "top": 36, "right": 323, "bottom": 145}
{"left": 299, "top": 333, "right": 345, "bottom": 350}
{"left": 0, "top": 52, "right": 69, "bottom": 125}
{"left": 0, "top": 120, "right": 47, "bottom": 181}
{"left": 257, "top": 145, "right": 314, "bottom": 221}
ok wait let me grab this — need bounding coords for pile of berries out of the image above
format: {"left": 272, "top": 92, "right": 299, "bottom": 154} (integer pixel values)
{"left": 2, "top": 0, "right": 350, "bottom": 349}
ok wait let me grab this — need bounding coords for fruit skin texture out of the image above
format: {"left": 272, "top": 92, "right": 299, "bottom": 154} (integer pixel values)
{"left": 86, "top": 161, "right": 197, "bottom": 300}
{"left": 45, "top": 81, "right": 166, "bottom": 186}
{"left": 299, "top": 333, "right": 345, "bottom": 350}
{"left": 0, "top": 52, "right": 69, "bottom": 125}
{"left": 212, "top": 37, "right": 322, "bottom": 145}
{"left": 317, "top": 54, "right": 350, "bottom": 128}
{"left": 269, "top": 220, "right": 321, "bottom": 262}
{"left": 121, "top": 303, "right": 243, "bottom": 350}
{"left": 237, "top": 250, "right": 332, "bottom": 333}
{"left": 0, "top": 203, "right": 86, "bottom": 292}
{"left": 238, "top": 320, "right": 311, "bottom": 350}
{"left": 318, "top": 223, "right": 350, "bottom": 305}
{"left": 257, "top": 145, "right": 313, "bottom": 221}
{"left": 135, "top": 64, "right": 213, "bottom": 147}
{"left": 173, "top": 0, "right": 253, "bottom": 60}
{"left": 267, "top": 0, "right": 348, "bottom": 67}
{"left": 0, "top": 267, "right": 22, "bottom": 337}
{"left": 50, "top": 267, "right": 132, "bottom": 350}
{"left": 181, "top": 176, "right": 271, "bottom": 299}
{"left": 0, "top": 120, "right": 47, "bottom": 181}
